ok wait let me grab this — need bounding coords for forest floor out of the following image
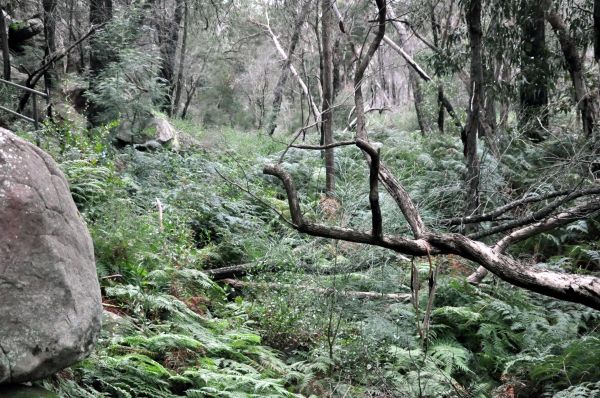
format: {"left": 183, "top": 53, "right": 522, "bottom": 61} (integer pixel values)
{"left": 27, "top": 112, "right": 600, "bottom": 398}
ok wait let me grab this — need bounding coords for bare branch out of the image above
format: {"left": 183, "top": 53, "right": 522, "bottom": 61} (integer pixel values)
{"left": 401, "top": 20, "right": 470, "bottom": 90}
{"left": 353, "top": 0, "right": 386, "bottom": 141}
{"left": 468, "top": 189, "right": 600, "bottom": 240}
{"left": 443, "top": 186, "right": 600, "bottom": 226}
{"left": 495, "top": 199, "right": 600, "bottom": 251}
{"left": 382, "top": 34, "right": 431, "bottom": 80}
{"left": 291, "top": 140, "right": 356, "bottom": 150}
{"left": 215, "top": 167, "right": 296, "bottom": 228}
{"left": 263, "top": 163, "right": 600, "bottom": 310}
{"left": 263, "top": 163, "right": 429, "bottom": 254}
{"left": 276, "top": 121, "right": 320, "bottom": 163}
{"left": 249, "top": 16, "right": 321, "bottom": 126}
{"left": 380, "top": 32, "right": 463, "bottom": 130}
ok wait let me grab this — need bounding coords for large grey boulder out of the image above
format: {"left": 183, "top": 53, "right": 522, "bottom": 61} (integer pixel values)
{"left": 0, "top": 128, "right": 102, "bottom": 384}
{"left": 116, "top": 115, "right": 181, "bottom": 151}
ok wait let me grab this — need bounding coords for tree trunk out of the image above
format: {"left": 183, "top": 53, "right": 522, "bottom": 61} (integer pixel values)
{"left": 464, "top": 0, "right": 483, "bottom": 230}
{"left": 595, "top": 0, "right": 600, "bottom": 62}
{"left": 332, "top": 36, "right": 341, "bottom": 100}
{"left": 545, "top": 2, "right": 597, "bottom": 136}
{"left": 172, "top": 3, "right": 187, "bottom": 116}
{"left": 265, "top": 0, "right": 311, "bottom": 136}
{"left": 88, "top": 0, "right": 113, "bottom": 124}
{"left": 520, "top": 1, "right": 548, "bottom": 142}
{"left": 353, "top": 0, "right": 386, "bottom": 142}
{"left": 43, "top": 0, "right": 57, "bottom": 55}
{"left": 0, "top": 4, "right": 9, "bottom": 80}
{"left": 322, "top": 0, "right": 335, "bottom": 195}
{"left": 157, "top": 0, "right": 184, "bottom": 115}
{"left": 432, "top": 9, "right": 445, "bottom": 133}
{"left": 181, "top": 77, "right": 198, "bottom": 120}
{"left": 42, "top": 0, "right": 57, "bottom": 96}
{"left": 409, "top": 69, "right": 428, "bottom": 133}
{"left": 387, "top": 7, "right": 430, "bottom": 133}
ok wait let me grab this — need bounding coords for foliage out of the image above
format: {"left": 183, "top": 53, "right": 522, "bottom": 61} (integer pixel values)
{"left": 30, "top": 117, "right": 600, "bottom": 397}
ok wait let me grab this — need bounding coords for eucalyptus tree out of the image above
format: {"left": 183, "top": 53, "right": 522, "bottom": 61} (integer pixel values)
{"left": 153, "top": 0, "right": 185, "bottom": 115}
{"left": 519, "top": 0, "right": 548, "bottom": 141}
{"left": 260, "top": 0, "right": 600, "bottom": 313}
{"left": 88, "top": 0, "right": 114, "bottom": 124}
{"left": 265, "top": 0, "right": 312, "bottom": 136}
{"left": 321, "top": 0, "right": 335, "bottom": 195}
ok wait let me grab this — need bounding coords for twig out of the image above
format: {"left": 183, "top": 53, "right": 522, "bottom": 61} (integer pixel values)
{"left": 156, "top": 198, "right": 164, "bottom": 232}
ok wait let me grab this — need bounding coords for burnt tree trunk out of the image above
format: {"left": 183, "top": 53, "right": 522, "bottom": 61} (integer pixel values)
{"left": 172, "top": 3, "right": 187, "bottom": 115}
{"left": 42, "top": 0, "right": 57, "bottom": 105}
{"left": 332, "top": 36, "right": 341, "bottom": 100}
{"left": 595, "top": 0, "right": 600, "bottom": 62}
{"left": 432, "top": 9, "right": 445, "bottom": 133}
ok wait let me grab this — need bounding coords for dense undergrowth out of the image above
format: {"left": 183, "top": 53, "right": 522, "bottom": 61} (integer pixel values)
{"left": 25, "top": 112, "right": 600, "bottom": 397}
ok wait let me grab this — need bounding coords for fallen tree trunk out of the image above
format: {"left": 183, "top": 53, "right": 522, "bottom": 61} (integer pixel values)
{"left": 202, "top": 263, "right": 257, "bottom": 280}
{"left": 263, "top": 159, "right": 600, "bottom": 310}
{"left": 219, "top": 278, "right": 411, "bottom": 301}
{"left": 202, "top": 255, "right": 406, "bottom": 280}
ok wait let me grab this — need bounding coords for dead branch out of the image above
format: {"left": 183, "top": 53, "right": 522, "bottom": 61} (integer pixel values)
{"left": 443, "top": 187, "right": 600, "bottom": 226}
{"left": 381, "top": 34, "right": 463, "bottom": 131}
{"left": 291, "top": 140, "right": 356, "bottom": 150}
{"left": 263, "top": 159, "right": 600, "bottom": 310}
{"left": 18, "top": 23, "right": 106, "bottom": 112}
{"left": 256, "top": 1, "right": 600, "bottom": 311}
{"left": 495, "top": 199, "right": 600, "bottom": 252}
{"left": 220, "top": 278, "right": 411, "bottom": 301}
{"left": 467, "top": 190, "right": 600, "bottom": 240}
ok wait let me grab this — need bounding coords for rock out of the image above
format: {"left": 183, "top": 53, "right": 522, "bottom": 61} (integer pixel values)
{"left": 61, "top": 84, "right": 87, "bottom": 113}
{"left": 0, "top": 385, "right": 60, "bottom": 397}
{"left": 8, "top": 18, "right": 43, "bottom": 53}
{"left": 116, "top": 116, "right": 180, "bottom": 151}
{"left": 54, "top": 103, "right": 86, "bottom": 131}
{"left": 102, "top": 309, "right": 124, "bottom": 335}
{"left": 0, "top": 128, "right": 102, "bottom": 384}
